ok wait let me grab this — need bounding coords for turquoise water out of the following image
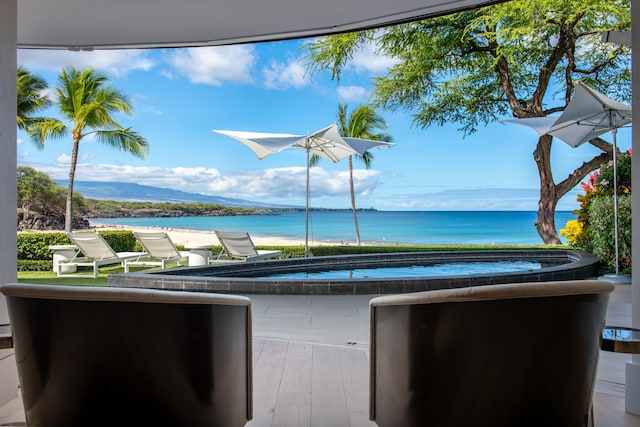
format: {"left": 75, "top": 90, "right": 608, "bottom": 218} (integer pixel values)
{"left": 252, "top": 261, "right": 546, "bottom": 279}
{"left": 91, "top": 210, "right": 576, "bottom": 245}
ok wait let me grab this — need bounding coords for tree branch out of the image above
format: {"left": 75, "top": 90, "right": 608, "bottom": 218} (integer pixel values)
{"left": 556, "top": 152, "right": 611, "bottom": 197}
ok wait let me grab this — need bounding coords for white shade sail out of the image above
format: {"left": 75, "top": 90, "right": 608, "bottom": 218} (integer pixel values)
{"left": 215, "top": 124, "right": 360, "bottom": 162}
{"left": 213, "top": 124, "right": 394, "bottom": 256}
{"left": 545, "top": 80, "right": 632, "bottom": 147}
{"left": 500, "top": 117, "right": 558, "bottom": 136}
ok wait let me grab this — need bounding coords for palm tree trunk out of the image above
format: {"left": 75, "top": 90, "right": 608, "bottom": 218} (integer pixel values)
{"left": 349, "top": 156, "right": 361, "bottom": 245}
{"left": 65, "top": 137, "right": 80, "bottom": 233}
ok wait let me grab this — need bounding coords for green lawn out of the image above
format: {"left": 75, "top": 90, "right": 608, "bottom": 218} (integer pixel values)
{"left": 17, "top": 264, "right": 167, "bottom": 286}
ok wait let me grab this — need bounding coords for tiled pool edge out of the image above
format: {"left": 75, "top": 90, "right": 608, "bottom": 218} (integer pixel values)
{"left": 108, "top": 249, "right": 600, "bottom": 295}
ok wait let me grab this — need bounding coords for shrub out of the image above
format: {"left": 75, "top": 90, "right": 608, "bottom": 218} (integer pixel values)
{"left": 565, "top": 149, "right": 632, "bottom": 268}
{"left": 560, "top": 220, "right": 587, "bottom": 248}
{"left": 588, "top": 195, "right": 632, "bottom": 272}
{"left": 99, "top": 230, "right": 138, "bottom": 253}
{"left": 17, "top": 230, "right": 138, "bottom": 261}
{"left": 18, "top": 260, "right": 53, "bottom": 272}
{"left": 17, "top": 232, "right": 71, "bottom": 260}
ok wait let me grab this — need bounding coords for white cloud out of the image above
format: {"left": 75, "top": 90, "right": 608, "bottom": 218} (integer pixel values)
{"left": 56, "top": 154, "right": 72, "bottom": 165}
{"left": 55, "top": 153, "right": 94, "bottom": 165}
{"left": 164, "top": 46, "right": 256, "bottom": 86}
{"left": 204, "top": 166, "right": 382, "bottom": 199}
{"left": 350, "top": 42, "right": 399, "bottom": 75}
{"left": 337, "top": 85, "right": 368, "bottom": 102}
{"left": 21, "top": 162, "right": 384, "bottom": 202}
{"left": 263, "top": 58, "right": 309, "bottom": 90}
{"left": 17, "top": 49, "right": 154, "bottom": 77}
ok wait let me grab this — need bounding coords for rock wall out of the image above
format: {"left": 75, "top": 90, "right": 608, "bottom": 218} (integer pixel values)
{"left": 17, "top": 213, "right": 90, "bottom": 231}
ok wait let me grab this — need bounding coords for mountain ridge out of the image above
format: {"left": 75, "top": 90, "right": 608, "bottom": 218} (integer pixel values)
{"left": 57, "top": 180, "right": 295, "bottom": 209}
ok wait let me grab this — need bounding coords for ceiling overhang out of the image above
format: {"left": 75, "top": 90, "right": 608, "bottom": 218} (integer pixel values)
{"left": 18, "top": 0, "right": 505, "bottom": 50}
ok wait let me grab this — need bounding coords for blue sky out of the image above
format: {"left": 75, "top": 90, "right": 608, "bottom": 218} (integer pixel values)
{"left": 16, "top": 40, "right": 632, "bottom": 211}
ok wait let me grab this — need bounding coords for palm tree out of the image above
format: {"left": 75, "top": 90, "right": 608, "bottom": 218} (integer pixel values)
{"left": 311, "top": 103, "right": 391, "bottom": 245}
{"left": 17, "top": 67, "right": 52, "bottom": 138}
{"left": 28, "top": 67, "right": 149, "bottom": 232}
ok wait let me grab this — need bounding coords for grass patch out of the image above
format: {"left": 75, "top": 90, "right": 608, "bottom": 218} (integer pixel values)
{"left": 18, "top": 264, "right": 127, "bottom": 286}
{"left": 17, "top": 263, "right": 183, "bottom": 286}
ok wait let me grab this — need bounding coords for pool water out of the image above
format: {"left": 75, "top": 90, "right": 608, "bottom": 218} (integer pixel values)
{"left": 254, "top": 260, "right": 545, "bottom": 280}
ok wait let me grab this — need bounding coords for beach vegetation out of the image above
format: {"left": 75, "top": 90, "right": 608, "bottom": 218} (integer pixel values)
{"left": 562, "top": 149, "right": 632, "bottom": 273}
{"left": 588, "top": 195, "right": 632, "bottom": 272}
{"left": 559, "top": 220, "right": 584, "bottom": 247}
{"left": 303, "top": 0, "right": 630, "bottom": 245}
{"left": 17, "top": 166, "right": 66, "bottom": 222}
{"left": 17, "top": 230, "right": 138, "bottom": 261}
{"left": 336, "top": 103, "right": 392, "bottom": 246}
{"left": 16, "top": 67, "right": 52, "bottom": 136}
{"left": 310, "top": 103, "right": 391, "bottom": 246}
{"left": 25, "top": 67, "right": 149, "bottom": 233}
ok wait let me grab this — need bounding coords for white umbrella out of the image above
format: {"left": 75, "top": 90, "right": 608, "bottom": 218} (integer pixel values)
{"left": 213, "top": 124, "right": 393, "bottom": 256}
{"left": 545, "top": 81, "right": 632, "bottom": 148}
{"left": 500, "top": 116, "right": 558, "bottom": 136}
{"left": 503, "top": 81, "right": 632, "bottom": 274}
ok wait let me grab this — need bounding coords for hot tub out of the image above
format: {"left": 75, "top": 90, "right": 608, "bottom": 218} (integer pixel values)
{"left": 108, "top": 249, "right": 599, "bottom": 295}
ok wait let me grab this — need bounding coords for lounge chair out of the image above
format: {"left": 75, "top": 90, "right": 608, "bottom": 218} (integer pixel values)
{"left": 124, "top": 230, "right": 189, "bottom": 272}
{"left": 59, "top": 232, "right": 142, "bottom": 279}
{"left": 214, "top": 231, "right": 281, "bottom": 262}
{"left": 369, "top": 280, "right": 615, "bottom": 427}
{"left": 0, "top": 283, "right": 252, "bottom": 427}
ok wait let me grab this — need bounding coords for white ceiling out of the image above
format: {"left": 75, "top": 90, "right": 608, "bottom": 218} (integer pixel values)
{"left": 17, "top": 0, "right": 503, "bottom": 50}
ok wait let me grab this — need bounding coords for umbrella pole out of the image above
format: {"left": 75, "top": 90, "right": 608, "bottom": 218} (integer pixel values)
{"left": 612, "top": 126, "right": 620, "bottom": 275}
{"left": 305, "top": 148, "right": 310, "bottom": 257}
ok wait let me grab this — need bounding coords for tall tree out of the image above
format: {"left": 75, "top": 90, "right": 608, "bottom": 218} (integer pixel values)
{"left": 303, "top": 0, "right": 631, "bottom": 244}
{"left": 28, "top": 67, "right": 149, "bottom": 232}
{"left": 310, "top": 103, "right": 391, "bottom": 245}
{"left": 338, "top": 103, "right": 391, "bottom": 245}
{"left": 17, "top": 166, "right": 65, "bottom": 221}
{"left": 16, "top": 67, "right": 52, "bottom": 138}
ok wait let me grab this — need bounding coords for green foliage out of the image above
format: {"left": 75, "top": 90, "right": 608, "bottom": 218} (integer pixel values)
{"left": 303, "top": 0, "right": 630, "bottom": 244}
{"left": 18, "top": 260, "right": 53, "bottom": 272}
{"left": 98, "top": 230, "right": 139, "bottom": 253}
{"left": 17, "top": 67, "right": 52, "bottom": 136}
{"left": 17, "top": 232, "right": 71, "bottom": 260}
{"left": 304, "top": 0, "right": 630, "bottom": 133}
{"left": 597, "top": 152, "right": 632, "bottom": 195}
{"left": 588, "top": 195, "right": 632, "bottom": 272}
{"left": 83, "top": 199, "right": 254, "bottom": 216}
{"left": 17, "top": 230, "right": 138, "bottom": 263}
{"left": 560, "top": 220, "right": 587, "bottom": 248}
{"left": 569, "top": 150, "right": 632, "bottom": 258}
{"left": 17, "top": 166, "right": 66, "bottom": 216}
{"left": 26, "top": 67, "right": 150, "bottom": 232}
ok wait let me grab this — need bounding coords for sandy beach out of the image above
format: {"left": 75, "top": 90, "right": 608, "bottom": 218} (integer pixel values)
{"left": 91, "top": 224, "right": 329, "bottom": 247}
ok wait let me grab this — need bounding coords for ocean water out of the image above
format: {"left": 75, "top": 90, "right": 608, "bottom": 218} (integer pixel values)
{"left": 91, "top": 210, "right": 576, "bottom": 245}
